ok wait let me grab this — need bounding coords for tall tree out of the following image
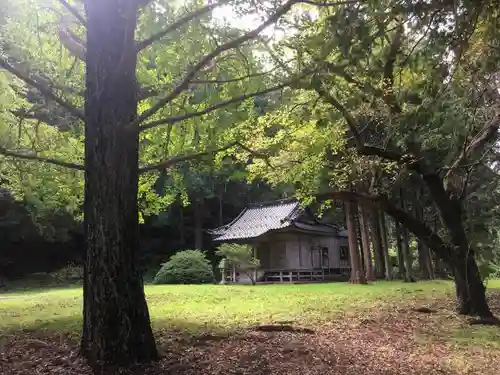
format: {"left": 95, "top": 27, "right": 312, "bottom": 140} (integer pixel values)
{"left": 243, "top": 1, "right": 500, "bottom": 317}
{"left": 413, "top": 187, "right": 433, "bottom": 279}
{"left": 358, "top": 204, "right": 375, "bottom": 281}
{"left": 345, "top": 200, "right": 366, "bottom": 284}
{"left": 368, "top": 209, "right": 384, "bottom": 279}
{"left": 1, "top": 0, "right": 335, "bottom": 364}
{"left": 379, "top": 211, "right": 392, "bottom": 280}
{"left": 399, "top": 188, "right": 413, "bottom": 282}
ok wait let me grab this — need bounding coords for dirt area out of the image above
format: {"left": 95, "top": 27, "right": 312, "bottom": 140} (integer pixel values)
{"left": 1, "top": 295, "right": 499, "bottom": 375}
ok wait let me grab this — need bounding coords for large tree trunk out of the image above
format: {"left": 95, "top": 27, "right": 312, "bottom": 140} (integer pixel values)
{"left": 394, "top": 220, "right": 405, "bottom": 279}
{"left": 432, "top": 217, "right": 445, "bottom": 277}
{"left": 379, "top": 211, "right": 392, "bottom": 280}
{"left": 401, "top": 226, "right": 413, "bottom": 282}
{"left": 359, "top": 205, "right": 375, "bottom": 281}
{"left": 452, "top": 248, "right": 493, "bottom": 317}
{"left": 82, "top": 0, "right": 158, "bottom": 364}
{"left": 391, "top": 176, "right": 492, "bottom": 316}
{"left": 369, "top": 209, "right": 384, "bottom": 279}
{"left": 345, "top": 201, "right": 366, "bottom": 284}
{"left": 418, "top": 242, "right": 434, "bottom": 279}
{"left": 399, "top": 189, "right": 413, "bottom": 282}
{"left": 413, "top": 188, "right": 433, "bottom": 279}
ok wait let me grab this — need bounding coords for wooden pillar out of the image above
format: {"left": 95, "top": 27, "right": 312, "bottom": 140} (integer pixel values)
{"left": 345, "top": 200, "right": 366, "bottom": 284}
{"left": 359, "top": 205, "right": 375, "bottom": 281}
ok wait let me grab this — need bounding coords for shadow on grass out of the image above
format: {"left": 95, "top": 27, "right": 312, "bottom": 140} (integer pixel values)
{"left": 2, "top": 281, "right": 500, "bottom": 375}
{"left": 0, "top": 282, "right": 82, "bottom": 296}
{"left": 1, "top": 313, "right": 234, "bottom": 342}
{"left": 2, "top": 289, "right": 500, "bottom": 375}
{"left": 6, "top": 313, "right": 499, "bottom": 375}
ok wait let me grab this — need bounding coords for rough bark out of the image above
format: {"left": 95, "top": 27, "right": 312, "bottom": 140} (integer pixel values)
{"left": 379, "top": 211, "right": 392, "bottom": 280}
{"left": 418, "top": 242, "right": 434, "bottom": 279}
{"left": 432, "top": 218, "right": 445, "bottom": 277}
{"left": 413, "top": 188, "right": 433, "bottom": 279}
{"left": 453, "top": 248, "right": 493, "bottom": 317}
{"left": 345, "top": 201, "right": 366, "bottom": 284}
{"left": 356, "top": 218, "right": 365, "bottom": 268}
{"left": 399, "top": 189, "right": 413, "bottom": 282}
{"left": 401, "top": 225, "right": 414, "bottom": 282}
{"left": 359, "top": 205, "right": 375, "bottom": 281}
{"left": 81, "top": 0, "right": 158, "bottom": 365}
{"left": 394, "top": 220, "right": 405, "bottom": 279}
{"left": 369, "top": 209, "right": 384, "bottom": 279}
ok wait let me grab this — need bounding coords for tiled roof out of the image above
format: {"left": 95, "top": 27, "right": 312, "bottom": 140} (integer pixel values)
{"left": 209, "top": 199, "right": 339, "bottom": 242}
{"left": 292, "top": 221, "right": 340, "bottom": 235}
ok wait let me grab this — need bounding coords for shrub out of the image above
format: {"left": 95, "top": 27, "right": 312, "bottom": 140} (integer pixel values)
{"left": 153, "top": 250, "right": 214, "bottom": 284}
{"left": 50, "top": 265, "right": 84, "bottom": 284}
{"left": 216, "top": 243, "right": 260, "bottom": 284}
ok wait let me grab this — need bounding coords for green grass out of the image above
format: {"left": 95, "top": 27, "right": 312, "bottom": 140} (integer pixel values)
{"left": 0, "top": 280, "right": 452, "bottom": 336}
{"left": 1, "top": 280, "right": 499, "bottom": 345}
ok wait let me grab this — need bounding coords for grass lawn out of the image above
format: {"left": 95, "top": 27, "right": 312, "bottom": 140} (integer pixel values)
{"left": 1, "top": 280, "right": 500, "bottom": 375}
{"left": 0, "top": 280, "right": 463, "bottom": 335}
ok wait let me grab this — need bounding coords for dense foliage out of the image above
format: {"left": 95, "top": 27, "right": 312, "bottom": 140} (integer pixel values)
{"left": 1, "top": 0, "right": 500, "bottom": 365}
{"left": 216, "top": 243, "right": 260, "bottom": 284}
{"left": 153, "top": 249, "right": 214, "bottom": 285}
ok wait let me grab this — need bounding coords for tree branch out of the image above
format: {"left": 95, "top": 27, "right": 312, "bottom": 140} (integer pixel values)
{"left": 57, "top": 0, "right": 86, "bottom": 25}
{"left": 139, "top": 77, "right": 298, "bottom": 132}
{"left": 0, "top": 146, "right": 83, "bottom": 171}
{"left": 140, "top": 146, "right": 232, "bottom": 173}
{"left": 382, "top": 22, "right": 403, "bottom": 115}
{"left": 139, "top": 141, "right": 268, "bottom": 173}
{"left": 136, "top": 1, "right": 229, "bottom": 51}
{"left": 58, "top": 18, "right": 86, "bottom": 60}
{"left": 299, "top": 0, "right": 360, "bottom": 5}
{"left": 311, "top": 77, "right": 416, "bottom": 166}
{"left": 311, "top": 79, "right": 361, "bottom": 141}
{"left": 134, "top": 0, "right": 296, "bottom": 126}
{"left": 189, "top": 66, "right": 283, "bottom": 85}
{"left": 316, "top": 190, "right": 452, "bottom": 260}
{"left": 11, "top": 108, "right": 69, "bottom": 128}
{"left": 324, "top": 62, "right": 381, "bottom": 97}
{"left": 445, "top": 113, "right": 500, "bottom": 179}
{"left": 0, "top": 58, "right": 85, "bottom": 121}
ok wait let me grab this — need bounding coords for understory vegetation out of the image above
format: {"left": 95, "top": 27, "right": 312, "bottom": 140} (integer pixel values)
{"left": 152, "top": 250, "right": 214, "bottom": 284}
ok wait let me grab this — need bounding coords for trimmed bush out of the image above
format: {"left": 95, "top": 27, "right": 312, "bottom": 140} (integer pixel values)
{"left": 153, "top": 250, "right": 214, "bottom": 284}
{"left": 50, "top": 265, "right": 83, "bottom": 284}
